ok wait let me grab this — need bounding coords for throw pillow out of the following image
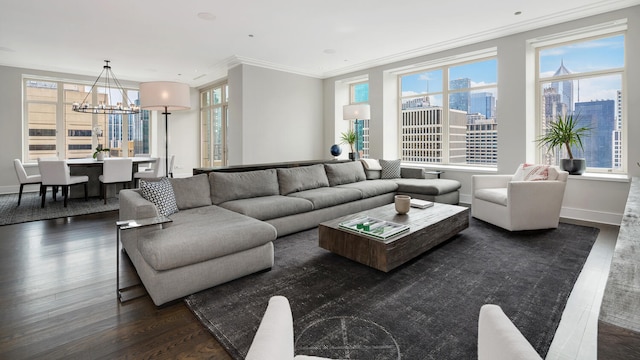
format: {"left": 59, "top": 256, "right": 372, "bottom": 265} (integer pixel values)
{"left": 360, "top": 158, "right": 382, "bottom": 170}
{"left": 140, "top": 177, "right": 178, "bottom": 216}
{"left": 380, "top": 159, "right": 401, "bottom": 179}
{"left": 512, "top": 163, "right": 550, "bottom": 181}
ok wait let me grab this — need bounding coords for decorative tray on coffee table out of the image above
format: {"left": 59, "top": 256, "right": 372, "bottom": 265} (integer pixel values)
{"left": 339, "top": 216, "right": 409, "bottom": 240}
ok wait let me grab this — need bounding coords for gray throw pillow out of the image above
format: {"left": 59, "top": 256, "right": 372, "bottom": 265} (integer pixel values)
{"left": 140, "top": 177, "right": 178, "bottom": 216}
{"left": 380, "top": 159, "right": 401, "bottom": 179}
{"left": 324, "top": 162, "right": 366, "bottom": 186}
{"left": 169, "top": 174, "right": 212, "bottom": 210}
{"left": 277, "top": 164, "right": 330, "bottom": 195}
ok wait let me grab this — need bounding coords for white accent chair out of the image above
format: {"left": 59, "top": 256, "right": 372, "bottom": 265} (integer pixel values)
{"left": 13, "top": 159, "right": 42, "bottom": 206}
{"left": 478, "top": 304, "right": 542, "bottom": 360}
{"left": 99, "top": 158, "right": 133, "bottom": 204}
{"left": 246, "top": 296, "right": 332, "bottom": 360}
{"left": 133, "top": 157, "right": 162, "bottom": 187}
{"left": 38, "top": 160, "right": 88, "bottom": 208}
{"left": 471, "top": 165, "right": 568, "bottom": 231}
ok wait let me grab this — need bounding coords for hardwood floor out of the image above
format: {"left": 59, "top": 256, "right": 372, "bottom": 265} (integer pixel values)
{"left": 0, "top": 211, "right": 618, "bottom": 359}
{"left": 0, "top": 211, "right": 232, "bottom": 360}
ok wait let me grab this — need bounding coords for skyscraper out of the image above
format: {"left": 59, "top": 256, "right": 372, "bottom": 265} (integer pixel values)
{"left": 470, "top": 92, "right": 495, "bottom": 119}
{"left": 449, "top": 78, "right": 471, "bottom": 113}
{"left": 575, "top": 100, "right": 615, "bottom": 168}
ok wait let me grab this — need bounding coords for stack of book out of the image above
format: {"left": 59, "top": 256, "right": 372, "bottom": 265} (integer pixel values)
{"left": 410, "top": 199, "right": 434, "bottom": 209}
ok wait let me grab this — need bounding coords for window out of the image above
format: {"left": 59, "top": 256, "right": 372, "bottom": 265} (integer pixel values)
{"left": 536, "top": 33, "right": 625, "bottom": 172}
{"left": 350, "top": 81, "right": 369, "bottom": 158}
{"left": 399, "top": 57, "right": 497, "bottom": 166}
{"left": 23, "top": 78, "right": 147, "bottom": 161}
{"left": 200, "top": 83, "right": 228, "bottom": 167}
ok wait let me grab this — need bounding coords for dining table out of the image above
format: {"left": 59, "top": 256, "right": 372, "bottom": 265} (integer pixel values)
{"left": 66, "top": 156, "right": 157, "bottom": 198}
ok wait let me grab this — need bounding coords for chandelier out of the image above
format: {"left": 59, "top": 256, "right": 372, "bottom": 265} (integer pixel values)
{"left": 72, "top": 60, "right": 140, "bottom": 114}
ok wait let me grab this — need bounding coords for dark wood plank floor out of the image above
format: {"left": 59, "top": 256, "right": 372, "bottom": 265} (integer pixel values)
{"left": 0, "top": 211, "right": 233, "bottom": 360}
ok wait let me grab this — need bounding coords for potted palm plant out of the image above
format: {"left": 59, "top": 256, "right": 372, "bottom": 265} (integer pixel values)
{"left": 340, "top": 130, "right": 358, "bottom": 161}
{"left": 536, "top": 112, "right": 591, "bottom": 175}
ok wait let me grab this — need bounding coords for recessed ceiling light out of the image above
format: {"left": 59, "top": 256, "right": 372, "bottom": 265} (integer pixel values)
{"left": 248, "top": 34, "right": 255, "bottom": 38}
{"left": 514, "top": 11, "right": 522, "bottom": 15}
{"left": 197, "top": 12, "right": 216, "bottom": 21}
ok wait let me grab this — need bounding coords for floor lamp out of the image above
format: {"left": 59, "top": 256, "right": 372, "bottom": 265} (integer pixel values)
{"left": 343, "top": 104, "right": 370, "bottom": 160}
{"left": 140, "top": 82, "right": 191, "bottom": 176}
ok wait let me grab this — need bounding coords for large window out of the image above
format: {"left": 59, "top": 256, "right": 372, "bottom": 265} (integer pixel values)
{"left": 536, "top": 33, "right": 625, "bottom": 172}
{"left": 23, "top": 78, "right": 147, "bottom": 162}
{"left": 350, "top": 81, "right": 369, "bottom": 158}
{"left": 200, "top": 83, "right": 228, "bottom": 167}
{"left": 399, "top": 56, "right": 498, "bottom": 166}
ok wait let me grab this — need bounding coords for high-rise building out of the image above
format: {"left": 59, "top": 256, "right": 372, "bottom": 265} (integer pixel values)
{"left": 470, "top": 92, "right": 495, "bottom": 119}
{"left": 575, "top": 99, "right": 615, "bottom": 168}
{"left": 551, "top": 60, "right": 574, "bottom": 112}
{"left": 613, "top": 90, "right": 623, "bottom": 169}
{"left": 466, "top": 119, "right": 498, "bottom": 164}
{"left": 449, "top": 78, "right": 471, "bottom": 113}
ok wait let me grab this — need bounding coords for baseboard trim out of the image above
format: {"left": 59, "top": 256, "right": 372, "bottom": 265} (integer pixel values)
{"left": 560, "top": 206, "right": 622, "bottom": 226}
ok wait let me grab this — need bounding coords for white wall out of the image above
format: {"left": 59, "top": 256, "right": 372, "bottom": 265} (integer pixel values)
{"left": 227, "top": 64, "right": 324, "bottom": 165}
{"left": 323, "top": 6, "right": 640, "bottom": 225}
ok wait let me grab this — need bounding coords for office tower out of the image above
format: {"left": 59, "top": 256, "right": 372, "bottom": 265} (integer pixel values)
{"left": 470, "top": 92, "right": 495, "bottom": 119}
{"left": 449, "top": 78, "right": 471, "bottom": 113}
{"left": 575, "top": 100, "right": 615, "bottom": 168}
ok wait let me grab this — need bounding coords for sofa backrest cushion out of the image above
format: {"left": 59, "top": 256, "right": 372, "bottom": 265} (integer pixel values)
{"left": 209, "top": 169, "right": 280, "bottom": 205}
{"left": 169, "top": 174, "right": 212, "bottom": 210}
{"left": 277, "top": 164, "right": 330, "bottom": 195}
{"left": 324, "top": 161, "right": 366, "bottom": 186}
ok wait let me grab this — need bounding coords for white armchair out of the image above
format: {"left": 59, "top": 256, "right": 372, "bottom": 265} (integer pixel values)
{"left": 246, "top": 296, "right": 332, "bottom": 360}
{"left": 472, "top": 165, "right": 568, "bottom": 231}
{"left": 478, "top": 304, "right": 542, "bottom": 360}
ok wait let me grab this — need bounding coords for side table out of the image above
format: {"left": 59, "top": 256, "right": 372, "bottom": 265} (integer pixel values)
{"left": 116, "top": 216, "right": 172, "bottom": 302}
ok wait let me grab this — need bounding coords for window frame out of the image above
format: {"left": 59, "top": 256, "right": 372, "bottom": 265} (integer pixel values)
{"left": 397, "top": 53, "right": 498, "bottom": 167}
{"left": 533, "top": 31, "right": 626, "bottom": 174}
{"left": 349, "top": 81, "right": 370, "bottom": 159}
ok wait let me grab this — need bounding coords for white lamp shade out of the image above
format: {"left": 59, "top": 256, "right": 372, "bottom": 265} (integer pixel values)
{"left": 139, "top": 81, "right": 191, "bottom": 111}
{"left": 343, "top": 103, "right": 370, "bottom": 120}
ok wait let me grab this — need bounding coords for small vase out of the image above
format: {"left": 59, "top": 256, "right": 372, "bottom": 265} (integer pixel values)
{"left": 395, "top": 195, "right": 411, "bottom": 215}
{"left": 97, "top": 152, "right": 105, "bottom": 161}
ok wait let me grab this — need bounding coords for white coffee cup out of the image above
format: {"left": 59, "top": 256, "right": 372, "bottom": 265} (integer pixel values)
{"left": 394, "top": 195, "right": 411, "bottom": 214}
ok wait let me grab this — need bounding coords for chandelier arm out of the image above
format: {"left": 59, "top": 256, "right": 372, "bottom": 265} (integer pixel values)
{"left": 79, "top": 66, "right": 107, "bottom": 106}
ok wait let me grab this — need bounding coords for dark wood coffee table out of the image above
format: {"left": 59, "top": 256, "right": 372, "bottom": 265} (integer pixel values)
{"left": 318, "top": 203, "right": 469, "bottom": 272}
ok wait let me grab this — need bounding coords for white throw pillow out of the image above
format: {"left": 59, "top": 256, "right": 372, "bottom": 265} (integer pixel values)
{"left": 512, "top": 164, "right": 550, "bottom": 181}
{"left": 360, "top": 158, "right": 382, "bottom": 170}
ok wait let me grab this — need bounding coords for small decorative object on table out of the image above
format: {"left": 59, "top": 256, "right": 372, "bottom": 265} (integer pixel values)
{"left": 339, "top": 216, "right": 409, "bottom": 240}
{"left": 330, "top": 144, "right": 342, "bottom": 157}
{"left": 410, "top": 198, "right": 434, "bottom": 209}
{"left": 394, "top": 195, "right": 411, "bottom": 214}
{"left": 93, "top": 144, "right": 110, "bottom": 160}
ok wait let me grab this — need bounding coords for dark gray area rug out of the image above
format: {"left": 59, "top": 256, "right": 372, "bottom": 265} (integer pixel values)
{"left": 185, "top": 218, "right": 599, "bottom": 360}
{"left": 0, "top": 192, "right": 119, "bottom": 226}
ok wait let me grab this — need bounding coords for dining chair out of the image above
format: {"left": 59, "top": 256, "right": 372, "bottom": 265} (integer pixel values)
{"left": 38, "top": 160, "right": 88, "bottom": 207}
{"left": 134, "top": 157, "right": 162, "bottom": 187}
{"left": 135, "top": 153, "right": 151, "bottom": 171}
{"left": 13, "top": 159, "right": 42, "bottom": 206}
{"left": 99, "top": 158, "right": 133, "bottom": 204}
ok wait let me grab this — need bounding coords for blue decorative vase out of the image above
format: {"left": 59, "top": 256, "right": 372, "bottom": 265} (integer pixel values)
{"left": 330, "top": 144, "right": 342, "bottom": 157}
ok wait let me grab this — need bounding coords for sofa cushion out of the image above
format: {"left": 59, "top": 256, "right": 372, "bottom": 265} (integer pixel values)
{"left": 324, "top": 162, "right": 366, "bottom": 186}
{"left": 277, "top": 164, "right": 329, "bottom": 195}
{"left": 395, "top": 178, "right": 461, "bottom": 195}
{"left": 288, "top": 187, "right": 362, "bottom": 209}
{"left": 138, "top": 205, "right": 277, "bottom": 271}
{"left": 475, "top": 188, "right": 508, "bottom": 206}
{"left": 169, "top": 174, "right": 212, "bottom": 210}
{"left": 220, "top": 195, "right": 314, "bottom": 221}
{"left": 380, "top": 159, "right": 401, "bottom": 179}
{"left": 364, "top": 169, "right": 382, "bottom": 180}
{"left": 209, "top": 169, "right": 280, "bottom": 205}
{"left": 337, "top": 179, "right": 399, "bottom": 198}
{"left": 140, "top": 177, "right": 178, "bottom": 216}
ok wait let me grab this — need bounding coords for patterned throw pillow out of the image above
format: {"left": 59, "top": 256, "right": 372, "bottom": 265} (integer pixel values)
{"left": 512, "top": 163, "right": 550, "bottom": 181}
{"left": 380, "top": 159, "right": 401, "bottom": 179}
{"left": 140, "top": 177, "right": 178, "bottom": 216}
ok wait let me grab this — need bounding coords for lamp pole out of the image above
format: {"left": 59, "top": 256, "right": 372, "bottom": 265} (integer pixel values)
{"left": 163, "top": 106, "right": 170, "bottom": 177}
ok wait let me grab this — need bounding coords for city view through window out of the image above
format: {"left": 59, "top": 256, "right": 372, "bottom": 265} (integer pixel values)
{"left": 538, "top": 34, "right": 625, "bottom": 171}
{"left": 400, "top": 58, "right": 498, "bottom": 166}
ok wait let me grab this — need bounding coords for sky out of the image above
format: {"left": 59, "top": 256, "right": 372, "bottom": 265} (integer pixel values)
{"left": 400, "top": 34, "right": 624, "bottom": 106}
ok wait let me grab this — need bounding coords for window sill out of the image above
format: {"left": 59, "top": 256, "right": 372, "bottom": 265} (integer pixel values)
{"left": 401, "top": 163, "right": 497, "bottom": 174}
{"left": 568, "top": 172, "right": 630, "bottom": 183}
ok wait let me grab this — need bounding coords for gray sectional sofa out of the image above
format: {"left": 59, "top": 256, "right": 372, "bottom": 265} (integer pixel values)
{"left": 119, "top": 160, "right": 461, "bottom": 305}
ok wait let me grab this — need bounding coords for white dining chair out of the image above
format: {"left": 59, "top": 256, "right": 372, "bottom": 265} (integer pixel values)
{"left": 135, "top": 153, "right": 151, "bottom": 171}
{"left": 13, "top": 159, "right": 42, "bottom": 206}
{"left": 134, "top": 157, "right": 162, "bottom": 187}
{"left": 99, "top": 158, "right": 133, "bottom": 204}
{"left": 38, "top": 160, "right": 88, "bottom": 208}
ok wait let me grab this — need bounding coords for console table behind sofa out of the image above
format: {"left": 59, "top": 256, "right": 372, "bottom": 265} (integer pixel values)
{"left": 194, "top": 159, "right": 349, "bottom": 175}
{"left": 598, "top": 176, "right": 640, "bottom": 359}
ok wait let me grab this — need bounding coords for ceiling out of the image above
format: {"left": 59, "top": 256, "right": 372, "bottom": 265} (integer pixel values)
{"left": 1, "top": 0, "right": 639, "bottom": 88}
